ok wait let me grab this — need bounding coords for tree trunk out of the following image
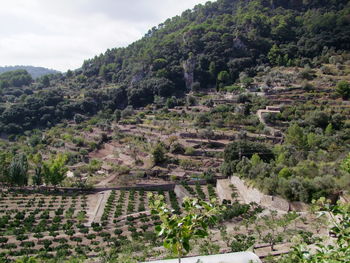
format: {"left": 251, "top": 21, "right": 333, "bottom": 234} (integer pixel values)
{"left": 178, "top": 249, "right": 182, "bottom": 263}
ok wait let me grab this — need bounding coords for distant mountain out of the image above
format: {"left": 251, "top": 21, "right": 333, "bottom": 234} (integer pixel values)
{"left": 0, "top": 66, "right": 60, "bottom": 79}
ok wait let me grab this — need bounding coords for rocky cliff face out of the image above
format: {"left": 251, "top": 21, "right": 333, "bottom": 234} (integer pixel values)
{"left": 183, "top": 56, "right": 195, "bottom": 90}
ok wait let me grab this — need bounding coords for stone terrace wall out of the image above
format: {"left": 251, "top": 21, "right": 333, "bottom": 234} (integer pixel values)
{"left": 216, "top": 179, "right": 234, "bottom": 202}
{"left": 174, "top": 185, "right": 190, "bottom": 203}
{"left": 230, "top": 176, "right": 307, "bottom": 212}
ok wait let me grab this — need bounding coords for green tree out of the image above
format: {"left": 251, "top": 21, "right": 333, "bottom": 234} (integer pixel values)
{"left": 336, "top": 80, "right": 350, "bottom": 99}
{"left": 268, "top": 44, "right": 281, "bottom": 65}
{"left": 230, "top": 234, "right": 255, "bottom": 252}
{"left": 152, "top": 142, "right": 166, "bottom": 165}
{"left": 341, "top": 153, "right": 350, "bottom": 175}
{"left": 195, "top": 113, "right": 210, "bottom": 128}
{"left": 217, "top": 70, "right": 230, "bottom": 89}
{"left": 278, "top": 167, "right": 292, "bottom": 179}
{"left": 43, "top": 154, "right": 68, "bottom": 186}
{"left": 325, "top": 123, "right": 333, "bottom": 136}
{"left": 66, "top": 69, "right": 73, "bottom": 78}
{"left": 286, "top": 124, "right": 307, "bottom": 150}
{"left": 41, "top": 75, "right": 50, "bottom": 87}
{"left": 9, "top": 153, "right": 28, "bottom": 186}
{"left": 32, "top": 153, "right": 43, "bottom": 186}
{"left": 261, "top": 211, "right": 283, "bottom": 251}
{"left": 251, "top": 153, "right": 262, "bottom": 166}
{"left": 209, "top": 61, "right": 216, "bottom": 80}
{"left": 148, "top": 193, "right": 220, "bottom": 263}
{"left": 0, "top": 152, "right": 11, "bottom": 184}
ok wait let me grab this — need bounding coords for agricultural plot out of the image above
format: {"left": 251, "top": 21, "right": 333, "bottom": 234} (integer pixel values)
{"left": 180, "top": 182, "right": 219, "bottom": 201}
{"left": 0, "top": 189, "right": 157, "bottom": 260}
{"left": 0, "top": 187, "right": 213, "bottom": 261}
{"left": 0, "top": 190, "right": 93, "bottom": 259}
{"left": 99, "top": 189, "right": 182, "bottom": 234}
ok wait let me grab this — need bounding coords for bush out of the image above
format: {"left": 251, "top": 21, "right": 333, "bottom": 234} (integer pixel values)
{"left": 152, "top": 142, "right": 167, "bottom": 165}
{"left": 336, "top": 80, "right": 350, "bottom": 99}
{"left": 230, "top": 234, "right": 256, "bottom": 252}
{"left": 224, "top": 141, "right": 274, "bottom": 163}
{"left": 298, "top": 69, "right": 315, "bottom": 80}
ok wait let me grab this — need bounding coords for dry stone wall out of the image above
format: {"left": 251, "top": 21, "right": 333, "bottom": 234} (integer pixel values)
{"left": 230, "top": 176, "right": 307, "bottom": 212}
{"left": 174, "top": 185, "right": 191, "bottom": 203}
{"left": 216, "top": 179, "right": 234, "bottom": 202}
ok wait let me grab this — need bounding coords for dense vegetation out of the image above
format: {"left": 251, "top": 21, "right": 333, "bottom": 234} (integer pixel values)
{"left": 0, "top": 0, "right": 349, "bottom": 134}
{"left": 0, "top": 66, "right": 59, "bottom": 79}
{"left": 0, "top": 0, "right": 349, "bottom": 262}
{"left": 81, "top": 0, "right": 350, "bottom": 99}
{"left": 0, "top": 70, "right": 32, "bottom": 89}
{"left": 223, "top": 128, "right": 350, "bottom": 202}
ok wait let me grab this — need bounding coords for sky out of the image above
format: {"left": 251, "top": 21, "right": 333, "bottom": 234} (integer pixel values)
{"left": 0, "top": 0, "right": 210, "bottom": 72}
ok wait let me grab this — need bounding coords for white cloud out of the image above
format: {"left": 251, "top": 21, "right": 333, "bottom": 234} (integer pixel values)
{"left": 0, "top": 0, "right": 210, "bottom": 72}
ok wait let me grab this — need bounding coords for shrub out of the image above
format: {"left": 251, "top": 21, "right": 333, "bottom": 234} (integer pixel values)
{"left": 152, "top": 142, "right": 167, "bottom": 165}
{"left": 336, "top": 80, "right": 350, "bottom": 99}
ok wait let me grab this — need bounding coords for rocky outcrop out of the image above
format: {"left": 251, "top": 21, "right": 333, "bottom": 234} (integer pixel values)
{"left": 182, "top": 56, "right": 195, "bottom": 90}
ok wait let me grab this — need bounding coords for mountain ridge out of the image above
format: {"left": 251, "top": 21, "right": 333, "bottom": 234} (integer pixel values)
{"left": 0, "top": 0, "right": 349, "bottom": 134}
{"left": 0, "top": 65, "right": 60, "bottom": 79}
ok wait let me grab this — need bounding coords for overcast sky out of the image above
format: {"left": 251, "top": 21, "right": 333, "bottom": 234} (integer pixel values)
{"left": 0, "top": 0, "right": 210, "bottom": 72}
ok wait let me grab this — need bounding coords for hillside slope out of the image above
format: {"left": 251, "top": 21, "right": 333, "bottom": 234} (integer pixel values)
{"left": 0, "top": 0, "right": 349, "bottom": 134}
{"left": 0, "top": 66, "right": 59, "bottom": 79}
{"left": 79, "top": 0, "right": 350, "bottom": 103}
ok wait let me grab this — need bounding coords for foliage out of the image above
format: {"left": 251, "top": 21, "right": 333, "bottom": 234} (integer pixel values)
{"left": 32, "top": 153, "right": 43, "bottom": 186}
{"left": 341, "top": 153, "right": 350, "bottom": 175}
{"left": 152, "top": 142, "right": 167, "bottom": 165}
{"left": 148, "top": 193, "right": 220, "bottom": 263}
{"left": 0, "top": 70, "right": 32, "bottom": 88}
{"left": 224, "top": 141, "right": 274, "bottom": 163}
{"left": 0, "top": 0, "right": 349, "bottom": 135}
{"left": 336, "top": 80, "right": 350, "bottom": 99}
{"left": 42, "top": 154, "right": 68, "bottom": 186}
{"left": 280, "top": 198, "right": 350, "bottom": 263}
{"left": 230, "top": 234, "right": 255, "bottom": 252}
{"left": 8, "top": 153, "right": 29, "bottom": 186}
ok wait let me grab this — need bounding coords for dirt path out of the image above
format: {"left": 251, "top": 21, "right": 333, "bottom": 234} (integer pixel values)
{"left": 96, "top": 174, "right": 118, "bottom": 187}
{"left": 86, "top": 190, "right": 111, "bottom": 226}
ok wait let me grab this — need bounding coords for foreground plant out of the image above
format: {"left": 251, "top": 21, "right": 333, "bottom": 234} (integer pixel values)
{"left": 148, "top": 193, "right": 220, "bottom": 263}
{"left": 280, "top": 198, "right": 350, "bottom": 263}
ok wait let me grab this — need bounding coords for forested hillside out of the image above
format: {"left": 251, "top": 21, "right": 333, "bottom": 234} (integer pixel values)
{"left": 0, "top": 66, "right": 59, "bottom": 79}
{"left": 0, "top": 1, "right": 350, "bottom": 262}
{"left": 0, "top": 0, "right": 349, "bottom": 134}
{"left": 81, "top": 0, "right": 350, "bottom": 103}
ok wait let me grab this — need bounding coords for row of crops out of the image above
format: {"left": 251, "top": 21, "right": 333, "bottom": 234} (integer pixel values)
{"left": 0, "top": 184, "right": 219, "bottom": 261}
{"left": 181, "top": 182, "right": 218, "bottom": 201}
{"left": 100, "top": 189, "right": 184, "bottom": 226}
{"left": 0, "top": 190, "right": 93, "bottom": 260}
